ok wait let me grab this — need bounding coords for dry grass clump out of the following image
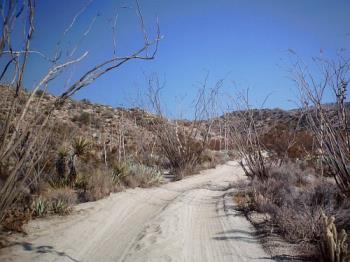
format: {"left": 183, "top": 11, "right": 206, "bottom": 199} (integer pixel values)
{"left": 78, "top": 162, "right": 163, "bottom": 201}
{"left": 81, "top": 169, "right": 119, "bottom": 202}
{"left": 198, "top": 150, "right": 230, "bottom": 170}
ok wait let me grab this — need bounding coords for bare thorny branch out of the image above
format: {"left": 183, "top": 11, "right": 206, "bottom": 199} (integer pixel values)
{"left": 291, "top": 53, "right": 350, "bottom": 197}
{"left": 146, "top": 73, "right": 221, "bottom": 179}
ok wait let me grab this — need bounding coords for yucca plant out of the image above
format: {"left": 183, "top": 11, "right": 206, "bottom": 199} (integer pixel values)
{"left": 68, "top": 137, "right": 91, "bottom": 186}
{"left": 72, "top": 137, "right": 91, "bottom": 157}
{"left": 56, "top": 145, "right": 69, "bottom": 180}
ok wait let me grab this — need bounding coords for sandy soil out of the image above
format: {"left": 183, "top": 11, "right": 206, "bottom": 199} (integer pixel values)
{"left": 0, "top": 161, "right": 272, "bottom": 262}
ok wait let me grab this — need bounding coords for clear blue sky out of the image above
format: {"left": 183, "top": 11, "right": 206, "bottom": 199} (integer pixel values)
{"left": 17, "top": 0, "right": 350, "bottom": 114}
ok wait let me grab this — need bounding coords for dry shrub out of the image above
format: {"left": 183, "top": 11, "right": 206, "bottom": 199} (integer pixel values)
{"left": 242, "top": 162, "right": 348, "bottom": 253}
{"left": 198, "top": 150, "right": 230, "bottom": 170}
{"left": 276, "top": 205, "right": 322, "bottom": 244}
{"left": 43, "top": 187, "right": 77, "bottom": 215}
{"left": 1, "top": 192, "right": 32, "bottom": 232}
{"left": 84, "top": 169, "right": 116, "bottom": 201}
{"left": 233, "top": 192, "right": 251, "bottom": 212}
{"left": 122, "top": 175, "right": 139, "bottom": 189}
{"left": 125, "top": 163, "right": 163, "bottom": 188}
{"left": 1, "top": 207, "right": 32, "bottom": 232}
{"left": 173, "top": 164, "right": 194, "bottom": 181}
{"left": 260, "top": 124, "right": 315, "bottom": 161}
{"left": 208, "top": 138, "right": 225, "bottom": 151}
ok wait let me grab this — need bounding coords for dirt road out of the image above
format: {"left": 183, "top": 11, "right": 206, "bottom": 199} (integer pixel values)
{"left": 0, "top": 162, "right": 272, "bottom": 261}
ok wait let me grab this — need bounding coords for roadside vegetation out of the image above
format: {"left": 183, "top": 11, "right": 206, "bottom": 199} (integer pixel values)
{"left": 231, "top": 54, "right": 350, "bottom": 260}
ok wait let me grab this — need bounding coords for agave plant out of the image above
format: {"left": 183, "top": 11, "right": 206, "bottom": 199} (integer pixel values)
{"left": 51, "top": 199, "right": 69, "bottom": 215}
{"left": 32, "top": 198, "right": 48, "bottom": 217}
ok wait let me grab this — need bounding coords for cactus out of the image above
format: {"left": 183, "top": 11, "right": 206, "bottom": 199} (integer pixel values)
{"left": 320, "top": 211, "right": 349, "bottom": 262}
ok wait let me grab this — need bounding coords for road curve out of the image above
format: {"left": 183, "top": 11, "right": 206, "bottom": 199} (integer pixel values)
{"left": 0, "top": 161, "right": 272, "bottom": 262}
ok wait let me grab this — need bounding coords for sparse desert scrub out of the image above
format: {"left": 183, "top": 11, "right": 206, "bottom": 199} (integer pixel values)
{"left": 197, "top": 149, "right": 230, "bottom": 170}
{"left": 234, "top": 162, "right": 350, "bottom": 258}
{"left": 260, "top": 124, "right": 316, "bottom": 163}
{"left": 42, "top": 187, "right": 77, "bottom": 215}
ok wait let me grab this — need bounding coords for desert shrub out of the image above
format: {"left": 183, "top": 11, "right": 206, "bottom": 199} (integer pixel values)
{"left": 83, "top": 169, "right": 118, "bottom": 201}
{"left": 1, "top": 207, "right": 32, "bottom": 232}
{"left": 126, "top": 163, "right": 163, "bottom": 188}
{"left": 173, "top": 164, "right": 194, "bottom": 181}
{"left": 153, "top": 122, "right": 205, "bottom": 179}
{"left": 0, "top": 0, "right": 160, "bottom": 225}
{"left": 260, "top": 125, "right": 315, "bottom": 162}
{"left": 101, "top": 110, "right": 114, "bottom": 119}
{"left": 238, "top": 162, "right": 349, "bottom": 254}
{"left": 147, "top": 75, "right": 219, "bottom": 180}
{"left": 72, "top": 111, "right": 93, "bottom": 126}
{"left": 197, "top": 150, "right": 229, "bottom": 170}
{"left": 335, "top": 200, "right": 350, "bottom": 232}
{"left": 208, "top": 137, "right": 225, "bottom": 151}
{"left": 43, "top": 187, "right": 77, "bottom": 215}
{"left": 136, "top": 152, "right": 168, "bottom": 168}
{"left": 290, "top": 55, "right": 350, "bottom": 197}
{"left": 0, "top": 189, "right": 32, "bottom": 232}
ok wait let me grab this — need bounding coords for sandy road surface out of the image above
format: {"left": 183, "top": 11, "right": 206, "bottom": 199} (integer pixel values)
{"left": 0, "top": 161, "right": 272, "bottom": 262}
